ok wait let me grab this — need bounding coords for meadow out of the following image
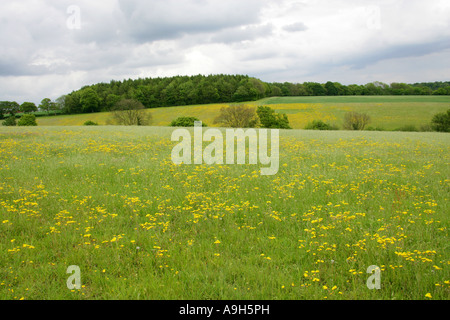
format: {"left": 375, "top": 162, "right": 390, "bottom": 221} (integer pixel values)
{"left": 0, "top": 125, "right": 448, "bottom": 300}
{"left": 36, "top": 95, "right": 450, "bottom": 131}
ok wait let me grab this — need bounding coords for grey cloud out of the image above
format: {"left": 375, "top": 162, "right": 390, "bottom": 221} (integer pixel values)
{"left": 240, "top": 47, "right": 282, "bottom": 62}
{"left": 0, "top": 61, "right": 44, "bottom": 77}
{"left": 118, "top": 0, "right": 268, "bottom": 42}
{"left": 348, "top": 38, "right": 450, "bottom": 69}
{"left": 211, "top": 24, "right": 274, "bottom": 44}
{"left": 123, "top": 46, "right": 185, "bottom": 69}
{"left": 0, "top": 2, "right": 72, "bottom": 76}
{"left": 283, "top": 22, "right": 308, "bottom": 32}
{"left": 265, "top": 37, "right": 450, "bottom": 83}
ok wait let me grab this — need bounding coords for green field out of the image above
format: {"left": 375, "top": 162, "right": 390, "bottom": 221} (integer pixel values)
{"left": 258, "top": 95, "right": 450, "bottom": 104}
{"left": 0, "top": 126, "right": 448, "bottom": 300}
{"left": 35, "top": 95, "right": 450, "bottom": 131}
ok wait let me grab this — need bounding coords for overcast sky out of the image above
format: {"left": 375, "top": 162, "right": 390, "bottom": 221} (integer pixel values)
{"left": 1, "top": 0, "right": 449, "bottom": 104}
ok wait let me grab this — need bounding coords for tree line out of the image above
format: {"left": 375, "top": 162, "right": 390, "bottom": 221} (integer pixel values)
{"left": 0, "top": 99, "right": 62, "bottom": 119}
{"left": 1, "top": 75, "right": 449, "bottom": 118}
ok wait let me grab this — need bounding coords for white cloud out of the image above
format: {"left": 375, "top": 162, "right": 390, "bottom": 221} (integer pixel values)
{"left": 0, "top": 0, "right": 449, "bottom": 104}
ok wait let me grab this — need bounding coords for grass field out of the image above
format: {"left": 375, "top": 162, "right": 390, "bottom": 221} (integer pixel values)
{"left": 0, "top": 126, "right": 448, "bottom": 300}
{"left": 36, "top": 95, "right": 450, "bottom": 131}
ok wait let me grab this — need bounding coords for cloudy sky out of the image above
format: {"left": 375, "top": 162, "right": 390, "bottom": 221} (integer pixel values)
{"left": 1, "top": 0, "right": 449, "bottom": 104}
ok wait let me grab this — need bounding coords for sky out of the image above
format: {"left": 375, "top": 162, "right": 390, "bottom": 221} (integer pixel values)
{"left": 1, "top": 0, "right": 449, "bottom": 104}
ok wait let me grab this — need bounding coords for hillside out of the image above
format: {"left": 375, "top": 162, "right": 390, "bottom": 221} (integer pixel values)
{"left": 58, "top": 74, "right": 449, "bottom": 115}
{"left": 37, "top": 95, "right": 450, "bottom": 131}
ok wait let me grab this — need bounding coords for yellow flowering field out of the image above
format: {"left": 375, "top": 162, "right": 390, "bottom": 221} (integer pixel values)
{"left": 35, "top": 95, "right": 450, "bottom": 130}
{"left": 0, "top": 126, "right": 448, "bottom": 300}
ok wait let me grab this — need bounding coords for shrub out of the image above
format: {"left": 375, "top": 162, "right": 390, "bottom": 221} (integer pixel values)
{"left": 419, "top": 124, "right": 433, "bottom": 132}
{"left": 256, "top": 106, "right": 291, "bottom": 129}
{"left": 431, "top": 109, "right": 450, "bottom": 132}
{"left": 15, "top": 110, "right": 63, "bottom": 118}
{"left": 343, "top": 112, "right": 371, "bottom": 130}
{"left": 83, "top": 120, "right": 98, "bottom": 126}
{"left": 17, "top": 114, "right": 37, "bottom": 126}
{"left": 2, "top": 115, "right": 17, "bottom": 126}
{"left": 305, "top": 120, "right": 338, "bottom": 130}
{"left": 394, "top": 125, "right": 419, "bottom": 132}
{"left": 214, "top": 105, "right": 259, "bottom": 128}
{"left": 170, "top": 116, "right": 207, "bottom": 127}
{"left": 110, "top": 99, "right": 152, "bottom": 126}
{"left": 366, "top": 126, "right": 385, "bottom": 131}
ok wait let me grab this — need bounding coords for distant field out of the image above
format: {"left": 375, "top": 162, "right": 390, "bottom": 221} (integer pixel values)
{"left": 35, "top": 96, "right": 450, "bottom": 130}
{"left": 257, "top": 95, "right": 450, "bottom": 104}
{"left": 257, "top": 96, "right": 450, "bottom": 130}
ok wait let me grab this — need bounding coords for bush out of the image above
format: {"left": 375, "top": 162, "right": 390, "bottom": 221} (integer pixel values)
{"left": 419, "top": 124, "right": 433, "bottom": 132}
{"left": 343, "top": 112, "right": 371, "bottom": 130}
{"left": 366, "top": 126, "right": 385, "bottom": 131}
{"left": 15, "top": 110, "right": 63, "bottom": 118}
{"left": 256, "top": 106, "right": 291, "bottom": 129}
{"left": 214, "top": 105, "right": 259, "bottom": 128}
{"left": 431, "top": 109, "right": 450, "bottom": 132}
{"left": 170, "top": 116, "right": 207, "bottom": 127}
{"left": 110, "top": 99, "right": 152, "bottom": 126}
{"left": 17, "top": 114, "right": 37, "bottom": 126}
{"left": 394, "top": 125, "right": 419, "bottom": 132}
{"left": 2, "top": 115, "right": 17, "bottom": 126}
{"left": 83, "top": 120, "right": 98, "bottom": 126}
{"left": 305, "top": 120, "right": 338, "bottom": 130}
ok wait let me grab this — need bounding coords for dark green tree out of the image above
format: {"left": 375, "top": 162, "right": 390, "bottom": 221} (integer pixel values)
{"left": 305, "top": 120, "right": 338, "bottom": 130}
{"left": 54, "top": 95, "right": 66, "bottom": 113}
{"left": 20, "top": 102, "right": 38, "bottom": 113}
{"left": 347, "top": 84, "right": 363, "bottom": 95}
{"left": 256, "top": 106, "right": 292, "bottom": 129}
{"left": 233, "top": 85, "right": 250, "bottom": 102}
{"left": 390, "top": 83, "right": 414, "bottom": 95}
{"left": 305, "top": 82, "right": 326, "bottom": 96}
{"left": 80, "top": 88, "right": 100, "bottom": 113}
{"left": 197, "top": 80, "right": 220, "bottom": 103}
{"left": 248, "top": 78, "right": 266, "bottom": 99}
{"left": 433, "top": 86, "right": 450, "bottom": 95}
{"left": 105, "top": 94, "right": 122, "bottom": 110}
{"left": 39, "top": 98, "right": 52, "bottom": 114}
{"left": 2, "top": 115, "right": 17, "bottom": 126}
{"left": 431, "top": 109, "right": 450, "bottom": 132}
{"left": 178, "top": 81, "right": 197, "bottom": 105}
{"left": 83, "top": 120, "right": 99, "bottom": 126}
{"left": 65, "top": 92, "right": 82, "bottom": 114}
{"left": 269, "top": 85, "right": 282, "bottom": 97}
{"left": 170, "top": 117, "right": 207, "bottom": 127}
{"left": 325, "top": 81, "right": 339, "bottom": 96}
{"left": 0, "top": 101, "right": 20, "bottom": 119}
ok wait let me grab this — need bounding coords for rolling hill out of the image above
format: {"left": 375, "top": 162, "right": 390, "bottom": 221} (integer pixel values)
{"left": 36, "top": 95, "right": 450, "bottom": 131}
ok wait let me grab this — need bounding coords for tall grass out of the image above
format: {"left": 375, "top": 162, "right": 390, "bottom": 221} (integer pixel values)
{"left": 0, "top": 126, "right": 448, "bottom": 300}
